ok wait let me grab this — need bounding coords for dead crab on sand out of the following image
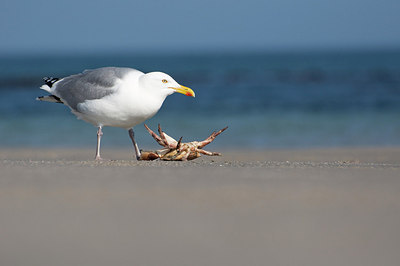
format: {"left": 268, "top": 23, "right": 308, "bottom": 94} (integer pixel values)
{"left": 140, "top": 124, "right": 228, "bottom": 161}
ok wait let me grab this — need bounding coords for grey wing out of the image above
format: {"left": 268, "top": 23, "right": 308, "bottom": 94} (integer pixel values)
{"left": 54, "top": 67, "right": 134, "bottom": 109}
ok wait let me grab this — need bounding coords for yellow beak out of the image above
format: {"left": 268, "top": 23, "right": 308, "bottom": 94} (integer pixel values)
{"left": 171, "top": 85, "right": 195, "bottom": 97}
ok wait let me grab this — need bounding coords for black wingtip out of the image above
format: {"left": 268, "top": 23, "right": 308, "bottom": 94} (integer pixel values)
{"left": 36, "top": 95, "right": 63, "bottom": 103}
{"left": 43, "top": 77, "right": 60, "bottom": 87}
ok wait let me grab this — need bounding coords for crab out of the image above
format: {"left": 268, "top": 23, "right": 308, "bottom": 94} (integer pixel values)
{"left": 140, "top": 124, "right": 228, "bottom": 161}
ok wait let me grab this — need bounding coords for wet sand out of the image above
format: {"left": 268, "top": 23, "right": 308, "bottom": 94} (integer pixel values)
{"left": 1, "top": 148, "right": 399, "bottom": 266}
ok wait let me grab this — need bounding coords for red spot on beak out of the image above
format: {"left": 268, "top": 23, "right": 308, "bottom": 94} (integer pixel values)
{"left": 186, "top": 92, "right": 193, "bottom": 97}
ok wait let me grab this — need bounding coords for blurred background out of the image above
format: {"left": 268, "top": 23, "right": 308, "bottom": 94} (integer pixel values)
{"left": 0, "top": 0, "right": 399, "bottom": 150}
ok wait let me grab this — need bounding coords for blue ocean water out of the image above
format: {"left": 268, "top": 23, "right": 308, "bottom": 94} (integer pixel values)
{"left": 0, "top": 50, "right": 399, "bottom": 150}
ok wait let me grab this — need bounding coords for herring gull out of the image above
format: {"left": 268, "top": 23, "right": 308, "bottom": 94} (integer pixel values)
{"left": 37, "top": 67, "right": 195, "bottom": 160}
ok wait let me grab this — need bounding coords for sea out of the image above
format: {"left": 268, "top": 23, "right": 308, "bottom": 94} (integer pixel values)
{"left": 0, "top": 50, "right": 399, "bottom": 150}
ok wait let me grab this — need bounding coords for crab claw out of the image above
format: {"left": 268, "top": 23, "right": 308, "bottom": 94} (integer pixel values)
{"left": 140, "top": 151, "right": 160, "bottom": 160}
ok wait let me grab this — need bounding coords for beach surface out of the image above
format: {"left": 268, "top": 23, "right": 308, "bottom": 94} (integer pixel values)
{"left": 1, "top": 148, "right": 399, "bottom": 266}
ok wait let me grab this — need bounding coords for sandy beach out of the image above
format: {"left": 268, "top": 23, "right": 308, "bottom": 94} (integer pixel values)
{"left": 1, "top": 147, "right": 399, "bottom": 266}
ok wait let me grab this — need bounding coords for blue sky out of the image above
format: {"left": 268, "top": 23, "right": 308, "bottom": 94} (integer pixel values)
{"left": 1, "top": 0, "right": 400, "bottom": 54}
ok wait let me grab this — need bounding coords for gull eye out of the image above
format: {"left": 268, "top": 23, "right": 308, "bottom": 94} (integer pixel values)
{"left": 162, "top": 79, "right": 168, "bottom": 83}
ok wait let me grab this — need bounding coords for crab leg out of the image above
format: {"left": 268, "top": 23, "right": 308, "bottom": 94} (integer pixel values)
{"left": 158, "top": 124, "right": 178, "bottom": 149}
{"left": 198, "top": 149, "right": 221, "bottom": 156}
{"left": 176, "top": 136, "right": 183, "bottom": 150}
{"left": 173, "top": 149, "right": 190, "bottom": 161}
{"left": 198, "top": 126, "right": 228, "bottom": 148}
{"left": 144, "top": 124, "right": 167, "bottom": 147}
{"left": 158, "top": 124, "right": 169, "bottom": 146}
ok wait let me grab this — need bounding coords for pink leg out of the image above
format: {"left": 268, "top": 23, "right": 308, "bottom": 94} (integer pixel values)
{"left": 129, "top": 128, "right": 141, "bottom": 160}
{"left": 95, "top": 126, "right": 103, "bottom": 160}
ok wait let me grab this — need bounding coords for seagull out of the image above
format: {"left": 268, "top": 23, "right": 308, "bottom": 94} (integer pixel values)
{"left": 37, "top": 67, "right": 195, "bottom": 160}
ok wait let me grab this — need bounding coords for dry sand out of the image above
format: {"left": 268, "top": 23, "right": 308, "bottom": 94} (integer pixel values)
{"left": 0, "top": 148, "right": 399, "bottom": 266}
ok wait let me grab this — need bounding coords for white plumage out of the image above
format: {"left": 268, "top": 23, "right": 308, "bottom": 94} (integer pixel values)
{"left": 37, "top": 67, "right": 195, "bottom": 160}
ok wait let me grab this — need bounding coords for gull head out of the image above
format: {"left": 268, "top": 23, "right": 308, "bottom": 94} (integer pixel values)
{"left": 141, "top": 72, "right": 195, "bottom": 98}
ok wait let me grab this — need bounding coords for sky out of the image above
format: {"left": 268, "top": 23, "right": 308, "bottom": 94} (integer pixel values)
{"left": 1, "top": 0, "right": 400, "bottom": 55}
